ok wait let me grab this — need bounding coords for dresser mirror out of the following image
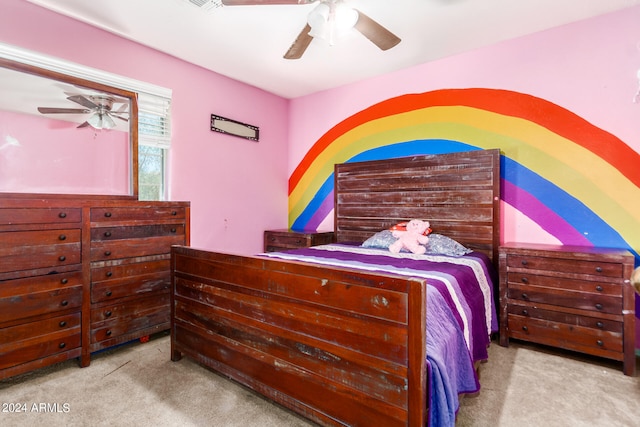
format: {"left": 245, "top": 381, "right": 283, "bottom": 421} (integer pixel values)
{"left": 0, "top": 57, "right": 138, "bottom": 198}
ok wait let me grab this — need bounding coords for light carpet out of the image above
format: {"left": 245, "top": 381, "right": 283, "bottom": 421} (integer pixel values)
{"left": 1, "top": 333, "right": 638, "bottom": 426}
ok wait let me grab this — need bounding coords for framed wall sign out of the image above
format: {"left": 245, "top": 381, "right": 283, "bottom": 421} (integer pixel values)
{"left": 211, "top": 114, "right": 259, "bottom": 141}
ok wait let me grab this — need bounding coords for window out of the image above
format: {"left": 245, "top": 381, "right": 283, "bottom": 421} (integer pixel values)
{"left": 138, "top": 93, "right": 171, "bottom": 201}
{"left": 138, "top": 145, "right": 165, "bottom": 200}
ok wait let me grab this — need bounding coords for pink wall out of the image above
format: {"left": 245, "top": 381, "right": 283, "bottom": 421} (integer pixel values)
{"left": 288, "top": 6, "right": 640, "bottom": 241}
{"left": 1, "top": 0, "right": 290, "bottom": 254}
{"left": 0, "top": 110, "right": 129, "bottom": 194}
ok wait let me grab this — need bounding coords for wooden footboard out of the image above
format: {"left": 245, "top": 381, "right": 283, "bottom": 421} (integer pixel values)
{"left": 171, "top": 246, "right": 428, "bottom": 427}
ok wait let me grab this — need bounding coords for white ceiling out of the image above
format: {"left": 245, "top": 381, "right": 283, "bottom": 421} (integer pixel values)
{"left": 24, "top": 0, "right": 640, "bottom": 99}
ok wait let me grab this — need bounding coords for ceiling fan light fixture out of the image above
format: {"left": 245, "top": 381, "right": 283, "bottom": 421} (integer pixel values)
{"left": 87, "top": 112, "right": 116, "bottom": 130}
{"left": 307, "top": 1, "right": 358, "bottom": 45}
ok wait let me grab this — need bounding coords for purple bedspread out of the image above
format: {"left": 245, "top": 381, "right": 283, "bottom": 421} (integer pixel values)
{"left": 261, "top": 244, "right": 497, "bottom": 427}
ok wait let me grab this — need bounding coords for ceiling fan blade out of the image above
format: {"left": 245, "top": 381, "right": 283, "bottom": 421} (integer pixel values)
{"left": 111, "top": 113, "right": 129, "bottom": 122}
{"left": 222, "top": 0, "right": 314, "bottom": 5}
{"left": 284, "top": 24, "right": 314, "bottom": 60}
{"left": 354, "top": 10, "right": 401, "bottom": 51}
{"left": 113, "top": 103, "right": 128, "bottom": 114}
{"left": 38, "top": 107, "right": 90, "bottom": 114}
{"left": 67, "top": 95, "right": 99, "bottom": 109}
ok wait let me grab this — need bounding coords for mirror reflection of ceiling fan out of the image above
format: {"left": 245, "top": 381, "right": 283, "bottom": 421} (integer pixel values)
{"left": 37, "top": 94, "right": 129, "bottom": 130}
{"left": 221, "top": 0, "right": 401, "bottom": 59}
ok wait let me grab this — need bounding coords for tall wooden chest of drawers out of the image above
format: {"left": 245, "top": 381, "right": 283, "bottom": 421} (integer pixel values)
{"left": 0, "top": 200, "right": 84, "bottom": 379}
{"left": 0, "top": 197, "right": 190, "bottom": 380}
{"left": 88, "top": 202, "right": 189, "bottom": 354}
{"left": 499, "top": 243, "right": 636, "bottom": 376}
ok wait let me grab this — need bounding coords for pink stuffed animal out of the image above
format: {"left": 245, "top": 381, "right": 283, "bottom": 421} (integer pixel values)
{"left": 388, "top": 219, "right": 430, "bottom": 254}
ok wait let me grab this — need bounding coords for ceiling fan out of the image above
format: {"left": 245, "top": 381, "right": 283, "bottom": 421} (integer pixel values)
{"left": 221, "top": 0, "right": 401, "bottom": 59}
{"left": 37, "top": 94, "right": 129, "bottom": 130}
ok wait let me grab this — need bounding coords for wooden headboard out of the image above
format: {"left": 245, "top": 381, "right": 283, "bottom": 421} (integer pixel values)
{"left": 334, "top": 149, "right": 501, "bottom": 264}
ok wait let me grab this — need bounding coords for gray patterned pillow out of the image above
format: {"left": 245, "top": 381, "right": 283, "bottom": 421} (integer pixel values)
{"left": 361, "top": 230, "right": 396, "bottom": 249}
{"left": 362, "top": 230, "right": 472, "bottom": 257}
{"left": 424, "top": 234, "right": 473, "bottom": 257}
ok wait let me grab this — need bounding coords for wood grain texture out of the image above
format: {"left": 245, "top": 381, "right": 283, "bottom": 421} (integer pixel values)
{"left": 171, "top": 247, "right": 427, "bottom": 427}
{"left": 334, "top": 150, "right": 500, "bottom": 265}
{"left": 499, "top": 243, "right": 636, "bottom": 376}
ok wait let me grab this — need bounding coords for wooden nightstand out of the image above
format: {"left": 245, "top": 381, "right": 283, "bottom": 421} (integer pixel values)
{"left": 499, "top": 243, "right": 636, "bottom": 376}
{"left": 263, "top": 229, "right": 334, "bottom": 252}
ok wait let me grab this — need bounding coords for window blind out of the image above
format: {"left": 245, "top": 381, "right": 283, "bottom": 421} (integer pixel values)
{"left": 138, "top": 93, "right": 172, "bottom": 150}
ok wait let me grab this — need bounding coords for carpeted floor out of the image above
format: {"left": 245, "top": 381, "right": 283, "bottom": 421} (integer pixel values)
{"left": 1, "top": 333, "right": 638, "bottom": 426}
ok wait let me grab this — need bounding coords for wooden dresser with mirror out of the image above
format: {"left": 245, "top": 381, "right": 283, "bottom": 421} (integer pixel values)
{"left": 0, "top": 50, "right": 190, "bottom": 380}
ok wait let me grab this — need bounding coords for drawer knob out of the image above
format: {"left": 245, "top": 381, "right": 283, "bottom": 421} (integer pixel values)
{"left": 106, "top": 330, "right": 112, "bottom": 336}
{"left": 60, "top": 300, "right": 68, "bottom": 306}
{"left": 596, "top": 321, "right": 604, "bottom": 329}
{"left": 521, "top": 259, "right": 528, "bottom": 266}
{"left": 595, "top": 266, "right": 603, "bottom": 273}
{"left": 595, "top": 285, "right": 603, "bottom": 292}
{"left": 106, "top": 271, "right": 113, "bottom": 277}
{"left": 59, "top": 342, "right": 66, "bottom": 349}
{"left": 106, "top": 290, "right": 112, "bottom": 297}
{"left": 520, "top": 277, "right": 529, "bottom": 284}
{"left": 595, "top": 303, "right": 603, "bottom": 310}
{"left": 58, "top": 255, "right": 66, "bottom": 262}
{"left": 105, "top": 310, "right": 112, "bottom": 318}
{"left": 104, "top": 231, "right": 112, "bottom": 237}
{"left": 59, "top": 321, "right": 67, "bottom": 327}
{"left": 58, "top": 212, "right": 67, "bottom": 219}
{"left": 58, "top": 234, "right": 66, "bottom": 241}
{"left": 104, "top": 251, "right": 111, "bottom": 257}
{"left": 61, "top": 278, "right": 68, "bottom": 284}
{"left": 171, "top": 228, "right": 177, "bottom": 233}
{"left": 104, "top": 212, "right": 112, "bottom": 218}
{"left": 522, "top": 309, "right": 529, "bottom": 316}
{"left": 172, "top": 211, "right": 177, "bottom": 216}
{"left": 522, "top": 325, "right": 529, "bottom": 332}
{"left": 596, "top": 340, "right": 604, "bottom": 347}
{"left": 521, "top": 293, "right": 529, "bottom": 300}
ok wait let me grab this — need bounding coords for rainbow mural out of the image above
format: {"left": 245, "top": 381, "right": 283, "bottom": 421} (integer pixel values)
{"left": 288, "top": 88, "right": 640, "bottom": 266}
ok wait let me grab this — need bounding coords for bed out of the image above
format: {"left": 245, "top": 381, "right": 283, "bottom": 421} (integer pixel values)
{"left": 170, "top": 149, "right": 501, "bottom": 426}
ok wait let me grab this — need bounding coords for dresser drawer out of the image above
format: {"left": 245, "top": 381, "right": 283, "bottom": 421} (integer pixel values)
{"left": 91, "top": 224, "right": 185, "bottom": 241}
{"left": 91, "top": 258, "right": 170, "bottom": 283}
{"left": 0, "top": 208, "right": 81, "bottom": 226}
{"left": 0, "top": 229, "right": 81, "bottom": 274}
{"left": 91, "top": 206, "right": 186, "bottom": 223}
{"left": 90, "top": 300, "right": 169, "bottom": 344}
{"left": 507, "top": 301, "right": 623, "bottom": 333}
{"left": 264, "top": 229, "right": 334, "bottom": 252}
{"left": 507, "top": 314, "right": 623, "bottom": 357}
{"left": 506, "top": 282, "right": 622, "bottom": 314}
{"left": 90, "top": 234, "right": 185, "bottom": 262}
{"left": 506, "top": 254, "right": 624, "bottom": 278}
{"left": 91, "top": 270, "right": 170, "bottom": 303}
{"left": 505, "top": 272, "right": 622, "bottom": 296}
{"left": 0, "top": 313, "right": 82, "bottom": 371}
{"left": 0, "top": 273, "right": 83, "bottom": 324}
{"left": 91, "top": 292, "right": 170, "bottom": 323}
